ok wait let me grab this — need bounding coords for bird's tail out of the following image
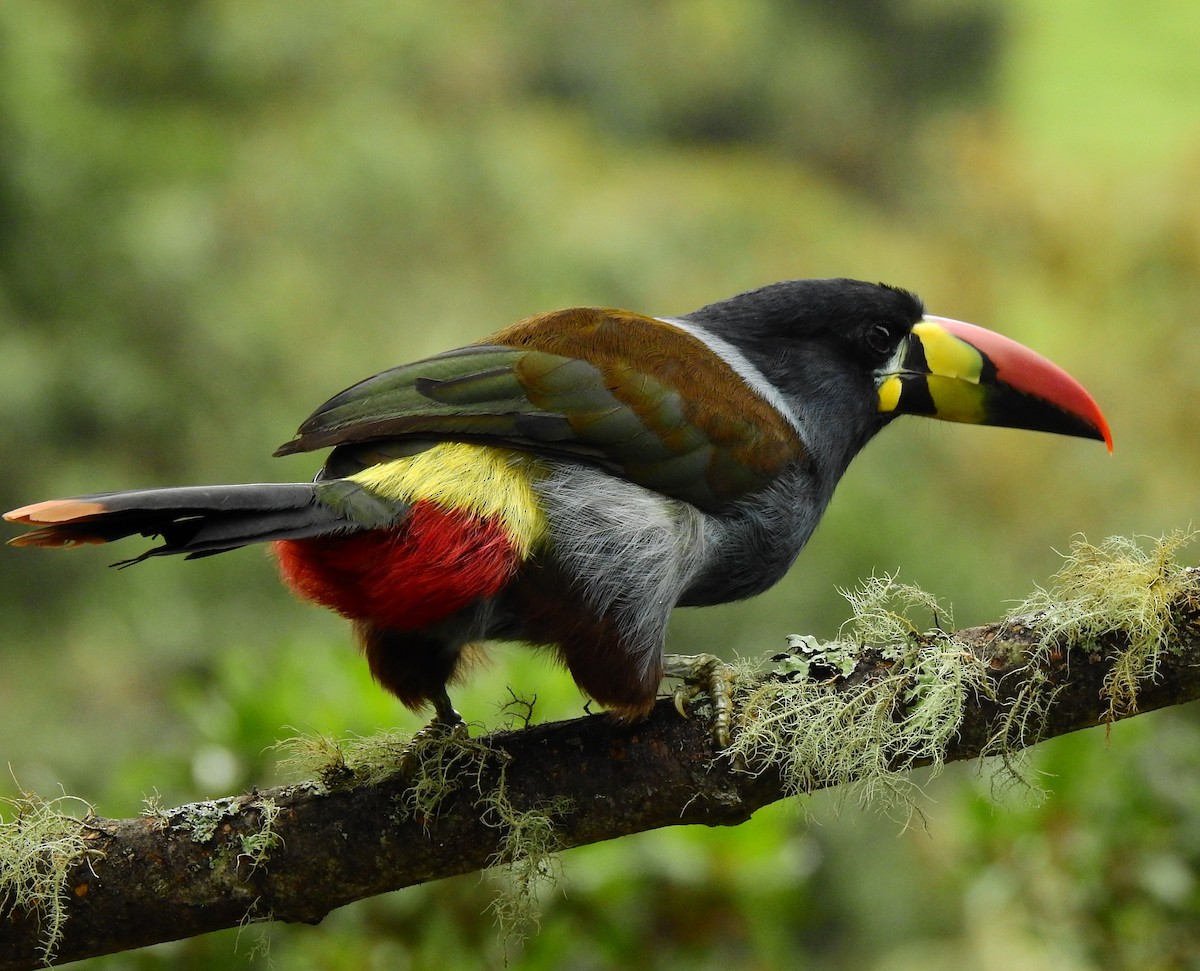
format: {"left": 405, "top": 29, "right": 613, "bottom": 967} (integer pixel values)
{"left": 4, "top": 483, "right": 347, "bottom": 563}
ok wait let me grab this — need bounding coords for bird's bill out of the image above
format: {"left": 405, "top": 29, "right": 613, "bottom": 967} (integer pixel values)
{"left": 876, "top": 316, "right": 1113, "bottom": 450}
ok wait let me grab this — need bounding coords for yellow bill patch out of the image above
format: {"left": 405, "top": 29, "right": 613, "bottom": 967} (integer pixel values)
{"left": 349, "top": 442, "right": 549, "bottom": 555}
{"left": 923, "top": 376, "right": 988, "bottom": 424}
{"left": 911, "top": 321, "right": 983, "bottom": 385}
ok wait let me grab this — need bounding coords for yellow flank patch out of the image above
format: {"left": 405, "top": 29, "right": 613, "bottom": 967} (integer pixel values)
{"left": 349, "top": 443, "right": 548, "bottom": 555}
{"left": 912, "top": 321, "right": 983, "bottom": 384}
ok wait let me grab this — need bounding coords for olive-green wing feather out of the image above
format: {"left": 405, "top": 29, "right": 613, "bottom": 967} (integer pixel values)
{"left": 275, "top": 309, "right": 804, "bottom": 510}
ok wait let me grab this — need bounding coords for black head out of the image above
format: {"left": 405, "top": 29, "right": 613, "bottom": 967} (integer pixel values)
{"left": 687, "top": 278, "right": 924, "bottom": 371}
{"left": 677, "top": 279, "right": 925, "bottom": 478}
{"left": 681, "top": 278, "right": 1110, "bottom": 476}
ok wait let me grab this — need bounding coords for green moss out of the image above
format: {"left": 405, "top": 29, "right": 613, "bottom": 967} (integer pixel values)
{"left": 1, "top": 783, "right": 281, "bottom": 964}
{"left": 1009, "top": 531, "right": 1200, "bottom": 719}
{"left": 0, "top": 789, "right": 99, "bottom": 963}
{"left": 273, "top": 730, "right": 355, "bottom": 789}
{"left": 773, "top": 635, "right": 861, "bottom": 681}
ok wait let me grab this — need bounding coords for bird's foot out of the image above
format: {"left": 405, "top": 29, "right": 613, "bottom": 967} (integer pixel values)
{"left": 408, "top": 689, "right": 468, "bottom": 747}
{"left": 662, "top": 653, "right": 737, "bottom": 749}
{"left": 410, "top": 716, "right": 468, "bottom": 744}
{"left": 398, "top": 692, "right": 474, "bottom": 786}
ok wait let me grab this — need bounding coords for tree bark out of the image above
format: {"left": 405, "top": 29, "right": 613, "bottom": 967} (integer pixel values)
{"left": 4, "top": 604, "right": 1200, "bottom": 969}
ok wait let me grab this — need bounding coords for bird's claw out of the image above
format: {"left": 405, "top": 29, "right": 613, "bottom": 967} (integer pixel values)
{"left": 663, "top": 653, "right": 736, "bottom": 750}
{"left": 405, "top": 689, "right": 468, "bottom": 747}
{"left": 406, "top": 714, "right": 468, "bottom": 755}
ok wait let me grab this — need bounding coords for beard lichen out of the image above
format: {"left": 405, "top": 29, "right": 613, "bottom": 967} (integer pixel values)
{"left": 979, "top": 662, "right": 1061, "bottom": 799}
{"left": 274, "top": 725, "right": 572, "bottom": 944}
{"left": 15, "top": 535, "right": 1194, "bottom": 961}
{"left": 237, "top": 798, "right": 282, "bottom": 873}
{"left": 838, "top": 573, "right": 953, "bottom": 647}
{"left": 481, "top": 768, "right": 572, "bottom": 947}
{"left": 0, "top": 789, "right": 101, "bottom": 963}
{"left": 725, "top": 575, "right": 988, "bottom": 821}
{"left": 1008, "top": 531, "right": 1200, "bottom": 721}
{"left": 273, "top": 727, "right": 416, "bottom": 789}
{"left": 725, "top": 536, "right": 1200, "bottom": 816}
{"left": 390, "top": 729, "right": 573, "bottom": 945}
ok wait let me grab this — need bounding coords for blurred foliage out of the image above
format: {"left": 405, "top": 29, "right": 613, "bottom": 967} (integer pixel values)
{"left": 1, "top": 0, "right": 1199, "bottom": 968}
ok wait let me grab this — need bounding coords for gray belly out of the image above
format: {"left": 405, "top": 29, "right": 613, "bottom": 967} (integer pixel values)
{"left": 679, "top": 463, "right": 827, "bottom": 606}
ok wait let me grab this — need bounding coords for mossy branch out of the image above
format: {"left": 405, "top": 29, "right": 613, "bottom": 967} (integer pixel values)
{"left": 4, "top": 535, "right": 1200, "bottom": 969}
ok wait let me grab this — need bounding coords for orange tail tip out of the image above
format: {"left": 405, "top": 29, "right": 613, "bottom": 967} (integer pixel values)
{"left": 4, "top": 498, "right": 111, "bottom": 525}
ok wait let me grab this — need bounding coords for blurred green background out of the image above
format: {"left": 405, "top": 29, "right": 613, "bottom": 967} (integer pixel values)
{"left": 2, "top": 1, "right": 1199, "bottom": 968}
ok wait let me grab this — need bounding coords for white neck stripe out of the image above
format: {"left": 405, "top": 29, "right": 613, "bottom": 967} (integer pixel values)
{"left": 656, "top": 317, "right": 803, "bottom": 435}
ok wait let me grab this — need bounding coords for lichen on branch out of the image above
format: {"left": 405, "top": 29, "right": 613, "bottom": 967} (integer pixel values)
{"left": 0, "top": 791, "right": 100, "bottom": 963}
{"left": 1008, "top": 531, "right": 1200, "bottom": 719}
{"left": 725, "top": 575, "right": 988, "bottom": 819}
{"left": 5, "top": 533, "right": 1200, "bottom": 969}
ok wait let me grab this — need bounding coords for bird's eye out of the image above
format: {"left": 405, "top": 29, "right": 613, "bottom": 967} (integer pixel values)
{"left": 865, "top": 323, "right": 893, "bottom": 356}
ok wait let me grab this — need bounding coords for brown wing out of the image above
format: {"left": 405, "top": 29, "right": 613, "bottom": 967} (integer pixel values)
{"left": 275, "top": 308, "right": 804, "bottom": 510}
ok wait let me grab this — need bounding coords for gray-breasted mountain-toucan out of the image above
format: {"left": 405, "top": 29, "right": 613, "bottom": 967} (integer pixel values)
{"left": 6, "top": 279, "right": 1111, "bottom": 731}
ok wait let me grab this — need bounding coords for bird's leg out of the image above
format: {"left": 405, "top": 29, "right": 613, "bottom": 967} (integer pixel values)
{"left": 356, "top": 622, "right": 469, "bottom": 736}
{"left": 402, "top": 689, "right": 468, "bottom": 766}
{"left": 428, "top": 687, "right": 466, "bottom": 733}
{"left": 404, "top": 688, "right": 465, "bottom": 742}
{"left": 662, "top": 653, "right": 737, "bottom": 749}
